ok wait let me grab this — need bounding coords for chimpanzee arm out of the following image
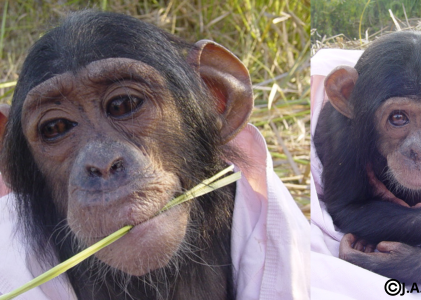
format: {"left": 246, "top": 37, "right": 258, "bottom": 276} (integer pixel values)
{"left": 333, "top": 201, "right": 421, "bottom": 245}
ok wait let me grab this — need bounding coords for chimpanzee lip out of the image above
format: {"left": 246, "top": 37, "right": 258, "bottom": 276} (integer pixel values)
{"left": 84, "top": 208, "right": 170, "bottom": 242}
{"left": 85, "top": 220, "right": 148, "bottom": 243}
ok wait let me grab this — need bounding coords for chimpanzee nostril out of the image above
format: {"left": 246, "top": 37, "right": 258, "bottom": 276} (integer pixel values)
{"left": 86, "top": 160, "right": 124, "bottom": 178}
{"left": 410, "top": 149, "right": 419, "bottom": 162}
{"left": 88, "top": 166, "right": 102, "bottom": 178}
{"left": 110, "top": 160, "right": 124, "bottom": 174}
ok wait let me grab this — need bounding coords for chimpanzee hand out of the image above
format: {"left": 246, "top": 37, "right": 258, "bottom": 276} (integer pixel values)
{"left": 339, "top": 233, "right": 421, "bottom": 283}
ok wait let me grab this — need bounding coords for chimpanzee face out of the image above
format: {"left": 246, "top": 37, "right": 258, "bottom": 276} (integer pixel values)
{"left": 375, "top": 96, "right": 421, "bottom": 191}
{"left": 21, "top": 58, "right": 189, "bottom": 275}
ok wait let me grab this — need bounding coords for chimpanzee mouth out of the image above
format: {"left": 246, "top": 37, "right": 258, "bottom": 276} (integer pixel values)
{"left": 82, "top": 210, "right": 163, "bottom": 244}
{"left": 85, "top": 219, "right": 150, "bottom": 243}
{"left": 88, "top": 204, "right": 189, "bottom": 276}
{"left": 81, "top": 197, "right": 187, "bottom": 244}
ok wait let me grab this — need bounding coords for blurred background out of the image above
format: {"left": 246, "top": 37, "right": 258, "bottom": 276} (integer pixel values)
{"left": 312, "top": 0, "right": 421, "bottom": 51}
{"left": 0, "top": 0, "right": 310, "bottom": 217}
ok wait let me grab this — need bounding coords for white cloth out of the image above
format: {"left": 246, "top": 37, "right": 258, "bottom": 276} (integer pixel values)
{"left": 230, "top": 124, "right": 310, "bottom": 300}
{"left": 0, "top": 124, "right": 310, "bottom": 299}
{"left": 311, "top": 49, "right": 420, "bottom": 299}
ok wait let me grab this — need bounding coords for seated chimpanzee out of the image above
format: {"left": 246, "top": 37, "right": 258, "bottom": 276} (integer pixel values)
{"left": 312, "top": 31, "right": 421, "bottom": 299}
{"left": 0, "top": 11, "right": 309, "bottom": 300}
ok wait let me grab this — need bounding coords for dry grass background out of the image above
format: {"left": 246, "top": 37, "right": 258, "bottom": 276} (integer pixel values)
{"left": 0, "top": 0, "right": 310, "bottom": 218}
{"left": 311, "top": 9, "right": 421, "bottom": 54}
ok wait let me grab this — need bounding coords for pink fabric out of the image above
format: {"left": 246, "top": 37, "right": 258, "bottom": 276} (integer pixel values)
{"left": 230, "top": 124, "right": 310, "bottom": 300}
{"left": 0, "top": 194, "right": 76, "bottom": 300}
{"left": 0, "top": 124, "right": 310, "bottom": 299}
{"left": 310, "top": 49, "right": 420, "bottom": 299}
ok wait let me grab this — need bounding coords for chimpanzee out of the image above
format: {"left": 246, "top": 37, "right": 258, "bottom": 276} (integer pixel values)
{"left": 0, "top": 10, "right": 309, "bottom": 300}
{"left": 314, "top": 31, "right": 421, "bottom": 283}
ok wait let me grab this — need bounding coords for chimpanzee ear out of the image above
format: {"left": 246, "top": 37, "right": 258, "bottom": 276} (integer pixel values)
{"left": 324, "top": 66, "right": 358, "bottom": 119}
{"left": 0, "top": 104, "right": 9, "bottom": 146}
{"left": 0, "top": 104, "right": 9, "bottom": 181}
{"left": 189, "top": 40, "right": 253, "bottom": 143}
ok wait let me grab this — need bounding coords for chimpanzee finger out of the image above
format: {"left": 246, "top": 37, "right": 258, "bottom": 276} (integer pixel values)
{"left": 341, "top": 233, "right": 357, "bottom": 246}
{"left": 353, "top": 238, "right": 369, "bottom": 251}
{"left": 339, "top": 233, "right": 358, "bottom": 260}
{"left": 377, "top": 241, "right": 407, "bottom": 253}
{"left": 364, "top": 243, "right": 376, "bottom": 253}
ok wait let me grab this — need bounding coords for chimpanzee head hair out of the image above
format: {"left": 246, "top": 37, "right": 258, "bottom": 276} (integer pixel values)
{"left": 351, "top": 31, "right": 421, "bottom": 161}
{"left": 1, "top": 10, "right": 252, "bottom": 298}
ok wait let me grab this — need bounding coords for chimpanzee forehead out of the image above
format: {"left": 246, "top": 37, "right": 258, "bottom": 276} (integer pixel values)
{"left": 379, "top": 96, "right": 421, "bottom": 108}
{"left": 375, "top": 96, "right": 421, "bottom": 121}
{"left": 22, "top": 57, "right": 167, "bottom": 112}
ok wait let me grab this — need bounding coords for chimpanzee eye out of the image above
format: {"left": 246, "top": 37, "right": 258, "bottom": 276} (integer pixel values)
{"left": 107, "top": 95, "right": 144, "bottom": 118}
{"left": 388, "top": 110, "right": 409, "bottom": 127}
{"left": 40, "top": 119, "right": 77, "bottom": 141}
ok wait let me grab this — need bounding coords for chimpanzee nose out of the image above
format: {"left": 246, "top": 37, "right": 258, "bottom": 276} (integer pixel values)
{"left": 401, "top": 133, "right": 421, "bottom": 163}
{"left": 70, "top": 140, "right": 138, "bottom": 192}
{"left": 81, "top": 156, "right": 129, "bottom": 191}
{"left": 86, "top": 159, "right": 125, "bottom": 178}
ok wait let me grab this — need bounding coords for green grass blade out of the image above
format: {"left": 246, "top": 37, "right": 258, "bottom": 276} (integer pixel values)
{"left": 0, "top": 225, "right": 132, "bottom": 300}
{"left": 161, "top": 170, "right": 241, "bottom": 212}
{"left": 161, "top": 165, "right": 236, "bottom": 211}
{"left": 0, "top": 81, "right": 16, "bottom": 89}
{"left": 101, "top": 0, "right": 107, "bottom": 11}
{"left": 185, "top": 172, "right": 242, "bottom": 199}
{"left": 0, "top": 1, "right": 8, "bottom": 59}
{"left": 196, "top": 165, "right": 234, "bottom": 187}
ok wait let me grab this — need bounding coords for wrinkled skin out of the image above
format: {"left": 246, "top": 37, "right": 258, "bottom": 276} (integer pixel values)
{"left": 22, "top": 58, "right": 189, "bottom": 275}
